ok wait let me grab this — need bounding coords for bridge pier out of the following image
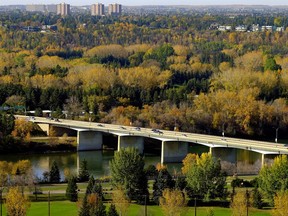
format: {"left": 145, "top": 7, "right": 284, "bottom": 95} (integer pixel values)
{"left": 161, "top": 141, "right": 188, "bottom": 164}
{"left": 38, "top": 123, "right": 50, "bottom": 136}
{"left": 117, "top": 136, "right": 144, "bottom": 154}
{"left": 77, "top": 131, "right": 103, "bottom": 151}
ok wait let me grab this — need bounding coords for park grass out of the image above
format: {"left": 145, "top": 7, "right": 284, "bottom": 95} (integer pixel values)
{"left": 0, "top": 201, "right": 272, "bottom": 216}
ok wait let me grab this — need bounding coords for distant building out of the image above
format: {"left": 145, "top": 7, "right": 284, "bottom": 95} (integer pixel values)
{"left": 235, "top": 25, "right": 247, "bottom": 32}
{"left": 91, "top": 3, "right": 104, "bottom": 16}
{"left": 26, "top": 4, "right": 46, "bottom": 12}
{"left": 108, "top": 3, "right": 122, "bottom": 15}
{"left": 57, "top": 3, "right": 70, "bottom": 16}
{"left": 26, "top": 4, "right": 57, "bottom": 13}
{"left": 46, "top": 4, "right": 57, "bottom": 13}
{"left": 218, "top": 26, "right": 232, "bottom": 31}
{"left": 276, "top": 26, "right": 284, "bottom": 32}
{"left": 251, "top": 24, "right": 260, "bottom": 32}
{"left": 261, "top": 26, "right": 274, "bottom": 31}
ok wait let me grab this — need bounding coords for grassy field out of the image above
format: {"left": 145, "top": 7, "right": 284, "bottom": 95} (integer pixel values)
{"left": 0, "top": 176, "right": 273, "bottom": 216}
{"left": 0, "top": 202, "right": 272, "bottom": 216}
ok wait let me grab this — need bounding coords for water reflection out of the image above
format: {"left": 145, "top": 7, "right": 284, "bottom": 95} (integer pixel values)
{"left": 0, "top": 147, "right": 279, "bottom": 180}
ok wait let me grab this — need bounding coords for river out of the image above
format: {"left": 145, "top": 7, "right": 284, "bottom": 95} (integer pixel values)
{"left": 0, "top": 142, "right": 279, "bottom": 181}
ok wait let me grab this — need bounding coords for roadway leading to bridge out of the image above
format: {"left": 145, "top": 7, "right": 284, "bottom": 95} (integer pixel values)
{"left": 17, "top": 115, "right": 288, "bottom": 156}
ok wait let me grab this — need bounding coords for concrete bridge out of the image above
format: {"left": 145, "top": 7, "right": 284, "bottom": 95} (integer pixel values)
{"left": 18, "top": 116, "right": 288, "bottom": 164}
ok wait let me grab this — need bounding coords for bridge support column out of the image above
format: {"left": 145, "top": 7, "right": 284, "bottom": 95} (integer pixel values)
{"left": 209, "top": 147, "right": 213, "bottom": 155}
{"left": 38, "top": 123, "right": 50, "bottom": 136}
{"left": 261, "top": 154, "right": 265, "bottom": 167}
{"left": 161, "top": 141, "right": 188, "bottom": 164}
{"left": 77, "top": 131, "right": 103, "bottom": 151}
{"left": 117, "top": 136, "right": 144, "bottom": 154}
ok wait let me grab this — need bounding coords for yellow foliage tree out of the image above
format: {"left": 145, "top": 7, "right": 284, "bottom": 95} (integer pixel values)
{"left": 112, "top": 186, "right": 130, "bottom": 216}
{"left": 230, "top": 191, "right": 249, "bottom": 216}
{"left": 272, "top": 191, "right": 288, "bottom": 216}
{"left": 12, "top": 119, "right": 34, "bottom": 139}
{"left": 159, "top": 188, "right": 187, "bottom": 216}
{"left": 5, "top": 187, "right": 31, "bottom": 216}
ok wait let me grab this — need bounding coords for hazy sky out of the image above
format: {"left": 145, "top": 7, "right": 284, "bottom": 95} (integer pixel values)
{"left": 1, "top": 0, "right": 287, "bottom": 6}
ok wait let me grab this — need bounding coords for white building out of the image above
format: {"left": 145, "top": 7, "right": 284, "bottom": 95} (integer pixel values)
{"left": 57, "top": 3, "right": 70, "bottom": 16}
{"left": 108, "top": 3, "right": 122, "bottom": 15}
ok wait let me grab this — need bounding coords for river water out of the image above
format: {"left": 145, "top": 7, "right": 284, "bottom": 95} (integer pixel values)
{"left": 0, "top": 144, "right": 278, "bottom": 181}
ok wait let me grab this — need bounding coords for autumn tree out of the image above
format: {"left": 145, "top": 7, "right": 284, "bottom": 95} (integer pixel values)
{"left": 112, "top": 186, "right": 130, "bottom": 216}
{"left": 5, "top": 187, "right": 31, "bottom": 216}
{"left": 159, "top": 188, "right": 187, "bottom": 216}
{"left": 230, "top": 190, "right": 250, "bottom": 216}
{"left": 272, "top": 191, "right": 288, "bottom": 216}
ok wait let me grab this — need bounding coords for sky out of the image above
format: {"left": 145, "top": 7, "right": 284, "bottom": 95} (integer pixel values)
{"left": 1, "top": 0, "right": 288, "bottom": 6}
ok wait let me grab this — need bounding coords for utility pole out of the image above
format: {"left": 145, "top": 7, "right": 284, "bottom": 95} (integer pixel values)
{"left": 48, "top": 191, "right": 50, "bottom": 216}
{"left": 194, "top": 197, "right": 197, "bottom": 216}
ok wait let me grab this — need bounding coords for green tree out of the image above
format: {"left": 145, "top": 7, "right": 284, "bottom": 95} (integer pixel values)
{"left": 78, "top": 159, "right": 90, "bottom": 182}
{"left": 258, "top": 155, "right": 288, "bottom": 204}
{"left": 252, "top": 187, "right": 263, "bottom": 209}
{"left": 152, "top": 168, "right": 175, "bottom": 204}
{"left": 264, "top": 57, "right": 281, "bottom": 71}
{"left": 109, "top": 147, "right": 148, "bottom": 203}
{"left": 185, "top": 153, "right": 227, "bottom": 200}
{"left": 107, "top": 204, "right": 119, "bottom": 216}
{"left": 49, "top": 161, "right": 60, "bottom": 183}
{"left": 66, "top": 176, "right": 78, "bottom": 202}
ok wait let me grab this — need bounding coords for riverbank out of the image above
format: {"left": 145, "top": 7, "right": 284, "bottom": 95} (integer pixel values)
{"left": 0, "top": 137, "right": 77, "bottom": 154}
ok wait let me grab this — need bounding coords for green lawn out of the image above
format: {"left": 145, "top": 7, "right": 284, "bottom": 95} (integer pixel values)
{"left": 0, "top": 201, "right": 272, "bottom": 216}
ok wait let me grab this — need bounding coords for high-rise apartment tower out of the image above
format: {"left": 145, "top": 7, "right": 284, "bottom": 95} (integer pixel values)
{"left": 57, "top": 3, "right": 70, "bottom": 16}
{"left": 91, "top": 3, "right": 105, "bottom": 16}
{"left": 108, "top": 3, "right": 122, "bottom": 15}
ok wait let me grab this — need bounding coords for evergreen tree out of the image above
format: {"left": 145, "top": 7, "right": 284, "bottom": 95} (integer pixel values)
{"left": 107, "top": 204, "right": 119, "bottom": 216}
{"left": 49, "top": 161, "right": 60, "bottom": 183}
{"left": 86, "top": 176, "right": 95, "bottom": 195}
{"left": 152, "top": 168, "right": 175, "bottom": 204}
{"left": 66, "top": 176, "right": 78, "bottom": 202}
{"left": 110, "top": 147, "right": 149, "bottom": 204}
{"left": 78, "top": 159, "right": 90, "bottom": 182}
{"left": 252, "top": 187, "right": 263, "bottom": 209}
{"left": 79, "top": 195, "right": 90, "bottom": 216}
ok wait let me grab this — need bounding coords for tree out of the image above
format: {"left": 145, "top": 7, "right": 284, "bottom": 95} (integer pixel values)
{"left": 153, "top": 167, "right": 175, "bottom": 204}
{"left": 230, "top": 191, "right": 249, "bottom": 216}
{"left": 49, "top": 161, "right": 60, "bottom": 183}
{"left": 109, "top": 147, "right": 148, "bottom": 203}
{"left": 112, "top": 187, "right": 130, "bottom": 216}
{"left": 258, "top": 155, "right": 288, "bottom": 204}
{"left": 78, "top": 159, "right": 90, "bottom": 182}
{"left": 272, "top": 191, "right": 288, "bottom": 216}
{"left": 185, "top": 153, "right": 227, "bottom": 200}
{"left": 66, "top": 176, "right": 78, "bottom": 202}
{"left": 86, "top": 193, "right": 106, "bottom": 216}
{"left": 252, "top": 187, "right": 263, "bottom": 209}
{"left": 159, "top": 188, "right": 187, "bottom": 216}
{"left": 107, "top": 204, "right": 119, "bottom": 216}
{"left": 5, "top": 187, "right": 30, "bottom": 216}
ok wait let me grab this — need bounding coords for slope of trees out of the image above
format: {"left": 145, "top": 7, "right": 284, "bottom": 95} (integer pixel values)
{"left": 0, "top": 12, "right": 288, "bottom": 141}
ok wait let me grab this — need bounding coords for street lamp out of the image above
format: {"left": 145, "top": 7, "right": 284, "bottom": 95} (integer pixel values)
{"left": 275, "top": 127, "right": 279, "bottom": 143}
